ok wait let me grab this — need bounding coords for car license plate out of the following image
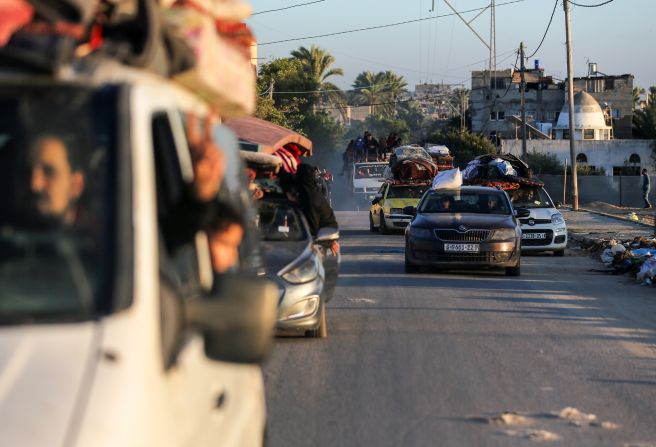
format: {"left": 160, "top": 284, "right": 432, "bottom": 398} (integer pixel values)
{"left": 523, "top": 233, "right": 546, "bottom": 240}
{"left": 444, "top": 243, "right": 479, "bottom": 253}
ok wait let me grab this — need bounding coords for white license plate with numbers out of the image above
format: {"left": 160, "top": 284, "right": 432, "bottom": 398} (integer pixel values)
{"left": 523, "top": 233, "right": 546, "bottom": 240}
{"left": 444, "top": 243, "right": 480, "bottom": 253}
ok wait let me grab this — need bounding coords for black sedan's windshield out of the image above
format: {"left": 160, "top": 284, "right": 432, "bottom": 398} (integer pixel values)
{"left": 419, "top": 190, "right": 511, "bottom": 215}
{"left": 0, "top": 85, "right": 117, "bottom": 323}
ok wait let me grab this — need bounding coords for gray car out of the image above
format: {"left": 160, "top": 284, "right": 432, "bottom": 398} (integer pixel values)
{"left": 256, "top": 198, "right": 339, "bottom": 338}
{"left": 404, "top": 186, "right": 528, "bottom": 276}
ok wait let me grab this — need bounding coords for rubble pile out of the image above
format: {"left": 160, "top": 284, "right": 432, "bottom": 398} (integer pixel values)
{"left": 586, "top": 237, "right": 656, "bottom": 285}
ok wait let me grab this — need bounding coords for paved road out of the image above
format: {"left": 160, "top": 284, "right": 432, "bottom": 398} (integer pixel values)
{"left": 264, "top": 211, "right": 656, "bottom": 446}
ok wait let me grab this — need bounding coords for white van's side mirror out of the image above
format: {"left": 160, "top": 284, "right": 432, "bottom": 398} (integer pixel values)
{"left": 185, "top": 275, "right": 278, "bottom": 364}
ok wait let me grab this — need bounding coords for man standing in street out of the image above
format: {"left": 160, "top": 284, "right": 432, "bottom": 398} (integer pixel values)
{"left": 642, "top": 168, "right": 651, "bottom": 209}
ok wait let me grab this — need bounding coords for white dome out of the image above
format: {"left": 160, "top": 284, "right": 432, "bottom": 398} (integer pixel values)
{"left": 555, "top": 91, "right": 611, "bottom": 130}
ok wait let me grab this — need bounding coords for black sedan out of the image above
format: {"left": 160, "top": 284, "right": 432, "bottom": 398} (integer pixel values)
{"left": 404, "top": 186, "right": 528, "bottom": 276}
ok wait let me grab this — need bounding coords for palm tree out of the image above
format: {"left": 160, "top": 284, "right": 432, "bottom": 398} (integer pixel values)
{"left": 291, "top": 45, "right": 346, "bottom": 114}
{"left": 380, "top": 70, "right": 408, "bottom": 116}
{"left": 633, "top": 87, "right": 646, "bottom": 108}
{"left": 351, "top": 71, "right": 389, "bottom": 117}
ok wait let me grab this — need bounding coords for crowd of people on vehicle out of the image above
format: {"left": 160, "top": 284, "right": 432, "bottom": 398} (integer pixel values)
{"left": 342, "top": 131, "right": 403, "bottom": 172}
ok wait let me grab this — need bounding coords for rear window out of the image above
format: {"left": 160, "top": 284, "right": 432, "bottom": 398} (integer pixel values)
{"left": 420, "top": 190, "right": 511, "bottom": 215}
{"left": 354, "top": 164, "right": 386, "bottom": 179}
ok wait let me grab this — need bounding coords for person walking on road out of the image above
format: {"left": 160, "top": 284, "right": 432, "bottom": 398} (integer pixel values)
{"left": 642, "top": 168, "right": 651, "bottom": 209}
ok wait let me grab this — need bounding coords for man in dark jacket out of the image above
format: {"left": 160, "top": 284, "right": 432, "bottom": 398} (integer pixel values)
{"left": 642, "top": 168, "right": 651, "bottom": 209}
{"left": 291, "top": 164, "right": 338, "bottom": 236}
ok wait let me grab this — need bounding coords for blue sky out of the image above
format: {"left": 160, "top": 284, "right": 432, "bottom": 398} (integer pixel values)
{"left": 248, "top": 0, "right": 655, "bottom": 92}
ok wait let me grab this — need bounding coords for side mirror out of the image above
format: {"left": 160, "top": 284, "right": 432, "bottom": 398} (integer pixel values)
{"left": 554, "top": 201, "right": 562, "bottom": 209}
{"left": 315, "top": 227, "right": 340, "bottom": 243}
{"left": 371, "top": 193, "right": 383, "bottom": 205}
{"left": 403, "top": 206, "right": 417, "bottom": 216}
{"left": 185, "top": 274, "right": 278, "bottom": 364}
{"left": 515, "top": 208, "right": 531, "bottom": 218}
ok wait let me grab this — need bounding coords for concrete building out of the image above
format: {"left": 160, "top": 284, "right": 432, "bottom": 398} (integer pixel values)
{"left": 553, "top": 91, "right": 613, "bottom": 141}
{"left": 327, "top": 105, "right": 372, "bottom": 126}
{"left": 470, "top": 63, "right": 635, "bottom": 139}
{"left": 413, "top": 83, "right": 465, "bottom": 121}
{"left": 470, "top": 67, "right": 563, "bottom": 138}
{"left": 502, "top": 139, "right": 653, "bottom": 176}
{"left": 572, "top": 68, "right": 634, "bottom": 139}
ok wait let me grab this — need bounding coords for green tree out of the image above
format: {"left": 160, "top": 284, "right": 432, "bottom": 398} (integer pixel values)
{"left": 633, "top": 86, "right": 646, "bottom": 108}
{"left": 351, "top": 71, "right": 388, "bottom": 117}
{"left": 633, "top": 86, "right": 656, "bottom": 139}
{"left": 526, "top": 151, "right": 564, "bottom": 175}
{"left": 290, "top": 45, "right": 346, "bottom": 114}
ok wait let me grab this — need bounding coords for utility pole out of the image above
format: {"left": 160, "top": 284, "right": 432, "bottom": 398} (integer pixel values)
{"left": 520, "top": 42, "right": 527, "bottom": 161}
{"left": 564, "top": 0, "right": 579, "bottom": 210}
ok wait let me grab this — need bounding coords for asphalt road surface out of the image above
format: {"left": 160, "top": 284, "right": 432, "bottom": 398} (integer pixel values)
{"left": 264, "top": 211, "right": 656, "bottom": 446}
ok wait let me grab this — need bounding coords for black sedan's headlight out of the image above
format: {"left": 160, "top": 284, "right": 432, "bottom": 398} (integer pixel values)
{"left": 491, "top": 228, "right": 516, "bottom": 241}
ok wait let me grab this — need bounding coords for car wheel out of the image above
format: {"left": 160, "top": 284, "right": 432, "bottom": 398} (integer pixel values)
{"left": 505, "top": 259, "right": 521, "bottom": 276}
{"left": 379, "top": 214, "right": 390, "bottom": 235}
{"left": 554, "top": 249, "right": 565, "bottom": 257}
{"left": 305, "top": 302, "right": 327, "bottom": 338}
{"left": 405, "top": 254, "right": 419, "bottom": 273}
{"left": 369, "top": 213, "right": 377, "bottom": 232}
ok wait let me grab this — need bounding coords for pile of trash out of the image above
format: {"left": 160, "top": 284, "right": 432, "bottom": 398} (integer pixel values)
{"left": 586, "top": 237, "right": 656, "bottom": 285}
{"left": 462, "top": 153, "right": 544, "bottom": 191}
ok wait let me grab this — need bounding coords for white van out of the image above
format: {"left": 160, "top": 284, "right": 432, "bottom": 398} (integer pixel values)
{"left": 351, "top": 161, "right": 387, "bottom": 204}
{"left": 0, "top": 64, "right": 277, "bottom": 447}
{"left": 511, "top": 185, "right": 567, "bottom": 256}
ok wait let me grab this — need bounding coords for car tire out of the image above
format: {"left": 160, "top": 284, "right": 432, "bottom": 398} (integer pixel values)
{"left": 554, "top": 249, "right": 565, "bottom": 257}
{"left": 369, "top": 213, "right": 377, "bottom": 232}
{"left": 405, "top": 254, "right": 419, "bottom": 273}
{"left": 306, "top": 302, "right": 327, "bottom": 338}
{"left": 505, "top": 259, "right": 521, "bottom": 277}
{"left": 379, "top": 214, "right": 390, "bottom": 235}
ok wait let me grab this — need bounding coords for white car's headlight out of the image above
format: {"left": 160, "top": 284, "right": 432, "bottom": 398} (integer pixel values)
{"left": 492, "top": 228, "right": 516, "bottom": 241}
{"left": 551, "top": 213, "right": 565, "bottom": 225}
{"left": 390, "top": 208, "right": 404, "bottom": 215}
{"left": 409, "top": 226, "right": 434, "bottom": 239}
{"left": 282, "top": 256, "right": 320, "bottom": 284}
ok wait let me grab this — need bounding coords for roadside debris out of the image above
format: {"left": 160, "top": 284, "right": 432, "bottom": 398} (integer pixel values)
{"left": 582, "top": 236, "right": 656, "bottom": 285}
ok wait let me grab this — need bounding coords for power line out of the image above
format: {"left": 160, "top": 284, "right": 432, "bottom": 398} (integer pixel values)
{"left": 570, "top": 0, "right": 615, "bottom": 7}
{"left": 259, "top": 0, "right": 525, "bottom": 46}
{"left": 252, "top": 0, "right": 325, "bottom": 16}
{"left": 526, "top": 0, "right": 559, "bottom": 60}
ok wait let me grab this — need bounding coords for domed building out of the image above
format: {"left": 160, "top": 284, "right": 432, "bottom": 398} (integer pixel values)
{"left": 553, "top": 91, "right": 613, "bottom": 140}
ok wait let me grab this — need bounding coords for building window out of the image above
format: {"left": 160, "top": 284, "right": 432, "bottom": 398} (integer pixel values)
{"left": 606, "top": 79, "right": 615, "bottom": 90}
{"left": 497, "top": 111, "right": 505, "bottom": 120}
{"left": 563, "top": 130, "right": 570, "bottom": 140}
{"left": 490, "top": 78, "right": 506, "bottom": 90}
{"left": 576, "top": 153, "right": 588, "bottom": 164}
{"left": 490, "top": 112, "right": 497, "bottom": 121}
{"left": 629, "top": 153, "right": 641, "bottom": 164}
{"left": 583, "top": 129, "right": 595, "bottom": 140}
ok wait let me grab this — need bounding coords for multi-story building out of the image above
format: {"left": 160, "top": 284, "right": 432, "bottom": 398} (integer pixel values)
{"left": 470, "top": 63, "right": 635, "bottom": 139}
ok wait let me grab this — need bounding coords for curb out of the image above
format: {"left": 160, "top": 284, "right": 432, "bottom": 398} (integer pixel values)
{"left": 572, "top": 207, "right": 655, "bottom": 230}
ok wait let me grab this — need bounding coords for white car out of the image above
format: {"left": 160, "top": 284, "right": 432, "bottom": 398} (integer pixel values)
{"left": 351, "top": 162, "right": 387, "bottom": 204}
{"left": 511, "top": 186, "right": 568, "bottom": 256}
{"left": 0, "top": 65, "right": 276, "bottom": 447}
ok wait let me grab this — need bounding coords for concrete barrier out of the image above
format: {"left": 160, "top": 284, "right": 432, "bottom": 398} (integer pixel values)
{"left": 538, "top": 174, "right": 653, "bottom": 208}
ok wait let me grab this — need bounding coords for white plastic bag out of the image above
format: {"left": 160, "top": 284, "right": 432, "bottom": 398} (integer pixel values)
{"left": 432, "top": 168, "right": 462, "bottom": 190}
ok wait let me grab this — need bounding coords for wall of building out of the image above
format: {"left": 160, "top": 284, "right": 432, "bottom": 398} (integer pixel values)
{"left": 573, "top": 75, "right": 634, "bottom": 139}
{"left": 502, "top": 139, "right": 655, "bottom": 176}
{"left": 539, "top": 175, "right": 654, "bottom": 208}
